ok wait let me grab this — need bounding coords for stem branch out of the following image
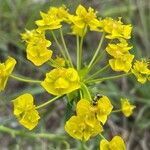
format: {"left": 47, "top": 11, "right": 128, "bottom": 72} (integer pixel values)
{"left": 0, "top": 125, "right": 65, "bottom": 140}
{"left": 60, "top": 29, "right": 73, "bottom": 67}
{"left": 86, "top": 72, "right": 132, "bottom": 84}
{"left": 36, "top": 95, "right": 62, "bottom": 109}
{"left": 10, "top": 74, "right": 41, "bottom": 83}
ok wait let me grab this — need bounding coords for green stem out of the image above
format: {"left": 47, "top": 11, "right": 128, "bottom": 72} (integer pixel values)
{"left": 99, "top": 134, "right": 106, "bottom": 140}
{"left": 79, "top": 141, "right": 88, "bottom": 150}
{"left": 86, "top": 64, "right": 109, "bottom": 80}
{"left": 86, "top": 72, "right": 132, "bottom": 84}
{"left": 51, "top": 31, "right": 68, "bottom": 65}
{"left": 88, "top": 33, "right": 105, "bottom": 69}
{"left": 88, "top": 49, "right": 106, "bottom": 72}
{"left": 112, "top": 109, "right": 122, "bottom": 113}
{"left": 78, "top": 26, "right": 86, "bottom": 70}
{"left": 10, "top": 74, "right": 42, "bottom": 83}
{"left": 48, "top": 59, "right": 61, "bottom": 68}
{"left": 77, "top": 36, "right": 80, "bottom": 70}
{"left": 0, "top": 125, "right": 65, "bottom": 140}
{"left": 59, "top": 28, "right": 74, "bottom": 67}
{"left": 36, "top": 96, "right": 62, "bottom": 109}
{"left": 81, "top": 83, "right": 92, "bottom": 101}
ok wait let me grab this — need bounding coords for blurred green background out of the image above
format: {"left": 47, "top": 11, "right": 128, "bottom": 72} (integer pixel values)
{"left": 0, "top": 0, "right": 150, "bottom": 150}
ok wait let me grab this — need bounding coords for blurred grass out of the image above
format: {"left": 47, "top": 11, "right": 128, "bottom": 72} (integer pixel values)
{"left": 0, "top": 0, "right": 150, "bottom": 149}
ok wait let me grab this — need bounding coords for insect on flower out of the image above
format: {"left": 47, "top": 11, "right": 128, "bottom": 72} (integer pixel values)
{"left": 92, "top": 94, "right": 102, "bottom": 106}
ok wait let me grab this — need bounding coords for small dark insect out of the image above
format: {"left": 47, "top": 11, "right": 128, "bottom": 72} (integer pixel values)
{"left": 92, "top": 94, "right": 102, "bottom": 106}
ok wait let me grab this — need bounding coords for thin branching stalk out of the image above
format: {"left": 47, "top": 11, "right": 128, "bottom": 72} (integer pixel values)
{"left": 10, "top": 74, "right": 42, "bottom": 83}
{"left": 86, "top": 64, "right": 110, "bottom": 80}
{"left": 51, "top": 31, "right": 68, "bottom": 65}
{"left": 88, "top": 33, "right": 105, "bottom": 69}
{"left": 36, "top": 95, "right": 62, "bottom": 109}
{"left": 0, "top": 125, "right": 66, "bottom": 141}
{"left": 60, "top": 28, "right": 74, "bottom": 67}
{"left": 85, "top": 72, "right": 132, "bottom": 84}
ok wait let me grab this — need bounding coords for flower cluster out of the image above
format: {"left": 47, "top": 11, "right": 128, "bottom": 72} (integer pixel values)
{"left": 65, "top": 96, "right": 135, "bottom": 147}
{"left": 65, "top": 98, "right": 104, "bottom": 141}
{"left": 13, "top": 93, "right": 40, "bottom": 130}
{"left": 35, "top": 5, "right": 70, "bottom": 31}
{"left": 0, "top": 57, "right": 16, "bottom": 91}
{"left": 1, "top": 3, "right": 149, "bottom": 150}
{"left": 121, "top": 98, "right": 136, "bottom": 117}
{"left": 106, "top": 41, "right": 134, "bottom": 72}
{"left": 100, "top": 136, "right": 126, "bottom": 150}
{"left": 132, "top": 59, "right": 150, "bottom": 84}
{"left": 41, "top": 67, "right": 80, "bottom": 95}
{"left": 98, "top": 17, "right": 132, "bottom": 39}
{"left": 21, "top": 30, "right": 53, "bottom": 66}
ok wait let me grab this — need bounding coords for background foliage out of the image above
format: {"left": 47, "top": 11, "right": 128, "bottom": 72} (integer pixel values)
{"left": 0, "top": 0, "right": 150, "bottom": 149}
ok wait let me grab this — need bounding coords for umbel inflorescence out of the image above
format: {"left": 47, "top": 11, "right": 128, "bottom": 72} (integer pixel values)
{"left": 1, "top": 4, "right": 150, "bottom": 150}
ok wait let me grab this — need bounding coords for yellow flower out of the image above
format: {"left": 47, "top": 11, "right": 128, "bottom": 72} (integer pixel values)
{"left": 106, "top": 41, "right": 134, "bottom": 73}
{"left": 22, "top": 29, "right": 53, "bottom": 66}
{"left": 0, "top": 57, "right": 16, "bottom": 91}
{"left": 99, "top": 17, "right": 132, "bottom": 40}
{"left": 100, "top": 136, "right": 126, "bottom": 150}
{"left": 109, "top": 53, "right": 134, "bottom": 73}
{"left": 106, "top": 42, "right": 133, "bottom": 59}
{"left": 96, "top": 96, "right": 113, "bottom": 125}
{"left": 52, "top": 56, "right": 66, "bottom": 67}
{"left": 41, "top": 68, "right": 80, "bottom": 95}
{"left": 65, "top": 115, "right": 103, "bottom": 141}
{"left": 69, "top": 4, "right": 99, "bottom": 36}
{"left": 13, "top": 93, "right": 40, "bottom": 130}
{"left": 121, "top": 98, "right": 135, "bottom": 117}
{"left": 71, "top": 25, "right": 87, "bottom": 37}
{"left": 76, "top": 99, "right": 98, "bottom": 127}
{"left": 132, "top": 59, "right": 150, "bottom": 84}
{"left": 35, "top": 5, "right": 69, "bottom": 31}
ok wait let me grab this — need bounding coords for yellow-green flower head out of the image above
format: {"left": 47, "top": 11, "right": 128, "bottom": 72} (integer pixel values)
{"left": 71, "top": 25, "right": 87, "bottom": 37}
{"left": 132, "top": 59, "right": 150, "bottom": 84}
{"left": 99, "top": 17, "right": 132, "bottom": 40}
{"left": 35, "top": 5, "right": 69, "bottom": 31}
{"left": 106, "top": 42, "right": 133, "bottom": 59}
{"left": 52, "top": 56, "right": 66, "bottom": 68}
{"left": 121, "top": 98, "right": 136, "bottom": 117}
{"left": 13, "top": 93, "right": 40, "bottom": 130}
{"left": 22, "top": 29, "right": 53, "bottom": 66}
{"left": 69, "top": 4, "right": 99, "bottom": 36}
{"left": 41, "top": 68, "right": 80, "bottom": 95}
{"left": 109, "top": 53, "right": 134, "bottom": 73}
{"left": 65, "top": 115, "right": 103, "bottom": 141}
{"left": 96, "top": 96, "right": 113, "bottom": 125}
{"left": 76, "top": 99, "right": 98, "bottom": 127}
{"left": 0, "top": 57, "right": 16, "bottom": 91}
{"left": 100, "top": 136, "right": 126, "bottom": 150}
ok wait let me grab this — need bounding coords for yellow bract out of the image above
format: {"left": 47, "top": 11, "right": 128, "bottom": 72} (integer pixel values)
{"left": 69, "top": 4, "right": 99, "bottom": 36}
{"left": 41, "top": 68, "right": 80, "bottom": 95}
{"left": 96, "top": 96, "right": 113, "bottom": 125}
{"left": 52, "top": 56, "right": 66, "bottom": 67}
{"left": 99, "top": 17, "right": 132, "bottom": 40}
{"left": 106, "top": 41, "right": 134, "bottom": 73}
{"left": 100, "top": 136, "right": 126, "bottom": 150}
{"left": 13, "top": 93, "right": 40, "bottom": 130}
{"left": 109, "top": 54, "right": 134, "bottom": 73}
{"left": 65, "top": 115, "right": 103, "bottom": 141}
{"left": 106, "top": 42, "right": 132, "bottom": 58}
{"left": 21, "top": 30, "right": 53, "bottom": 66}
{"left": 76, "top": 99, "right": 98, "bottom": 127}
{"left": 36, "top": 5, "right": 69, "bottom": 31}
{"left": 0, "top": 57, "right": 16, "bottom": 91}
{"left": 132, "top": 59, "right": 150, "bottom": 84}
{"left": 121, "top": 98, "right": 135, "bottom": 117}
